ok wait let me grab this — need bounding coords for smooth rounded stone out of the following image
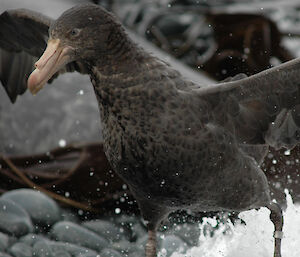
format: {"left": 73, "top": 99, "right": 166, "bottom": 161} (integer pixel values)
{"left": 114, "top": 215, "right": 137, "bottom": 225}
{"left": 82, "top": 220, "right": 123, "bottom": 242}
{"left": 114, "top": 215, "right": 144, "bottom": 242}
{"left": 136, "top": 233, "right": 148, "bottom": 247}
{"left": 111, "top": 240, "right": 136, "bottom": 255}
{"left": 32, "top": 241, "right": 52, "bottom": 257}
{"left": 0, "top": 232, "right": 9, "bottom": 251}
{"left": 0, "top": 199, "right": 33, "bottom": 236}
{"left": 19, "top": 234, "right": 49, "bottom": 246}
{"left": 60, "top": 210, "right": 80, "bottom": 223}
{"left": 129, "top": 222, "right": 147, "bottom": 242}
{"left": 33, "top": 241, "right": 96, "bottom": 257}
{"left": 134, "top": 233, "right": 153, "bottom": 253}
{"left": 50, "top": 252, "right": 71, "bottom": 257}
{"left": 8, "top": 242, "right": 32, "bottom": 257}
{"left": 160, "top": 235, "right": 188, "bottom": 257}
{"left": 74, "top": 252, "right": 99, "bottom": 257}
{"left": 32, "top": 241, "right": 70, "bottom": 257}
{"left": 1, "top": 189, "right": 61, "bottom": 226}
{"left": 51, "top": 221, "right": 108, "bottom": 252}
{"left": 128, "top": 250, "right": 145, "bottom": 257}
{"left": 100, "top": 248, "right": 122, "bottom": 257}
{"left": 0, "top": 253, "right": 13, "bottom": 257}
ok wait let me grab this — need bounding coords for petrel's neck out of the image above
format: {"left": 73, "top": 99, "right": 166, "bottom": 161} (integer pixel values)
{"left": 88, "top": 37, "right": 164, "bottom": 92}
{"left": 89, "top": 28, "right": 150, "bottom": 77}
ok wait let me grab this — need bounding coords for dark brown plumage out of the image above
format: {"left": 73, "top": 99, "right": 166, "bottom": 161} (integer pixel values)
{"left": 1, "top": 3, "right": 299, "bottom": 256}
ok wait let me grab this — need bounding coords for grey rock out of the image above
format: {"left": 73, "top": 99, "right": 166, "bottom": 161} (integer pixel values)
{"left": 129, "top": 222, "right": 147, "bottom": 242}
{"left": 74, "top": 252, "right": 99, "bottom": 257}
{"left": 51, "top": 252, "right": 71, "bottom": 257}
{"left": 160, "top": 235, "right": 188, "bottom": 257}
{"left": 166, "top": 223, "right": 200, "bottom": 246}
{"left": 60, "top": 210, "right": 80, "bottom": 223}
{"left": 8, "top": 242, "right": 32, "bottom": 257}
{"left": 115, "top": 215, "right": 145, "bottom": 242}
{"left": 111, "top": 240, "right": 135, "bottom": 255}
{"left": 32, "top": 241, "right": 52, "bottom": 257}
{"left": 1, "top": 189, "right": 61, "bottom": 226}
{"left": 0, "top": 232, "right": 9, "bottom": 251}
{"left": 0, "top": 199, "right": 33, "bottom": 236}
{"left": 51, "top": 221, "right": 108, "bottom": 252}
{"left": 0, "top": 253, "right": 13, "bottom": 257}
{"left": 136, "top": 234, "right": 149, "bottom": 251}
{"left": 82, "top": 220, "right": 123, "bottom": 242}
{"left": 114, "top": 215, "right": 137, "bottom": 226}
{"left": 19, "top": 233, "right": 48, "bottom": 246}
{"left": 100, "top": 248, "right": 122, "bottom": 257}
{"left": 128, "top": 250, "right": 145, "bottom": 257}
{"left": 33, "top": 241, "right": 97, "bottom": 257}
{"left": 33, "top": 241, "right": 70, "bottom": 257}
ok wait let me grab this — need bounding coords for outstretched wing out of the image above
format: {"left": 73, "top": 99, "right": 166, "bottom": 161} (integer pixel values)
{"left": 0, "top": 9, "right": 87, "bottom": 103}
{"left": 194, "top": 58, "right": 300, "bottom": 149}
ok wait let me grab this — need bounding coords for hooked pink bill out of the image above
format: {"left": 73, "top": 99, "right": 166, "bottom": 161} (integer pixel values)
{"left": 28, "top": 39, "right": 73, "bottom": 94}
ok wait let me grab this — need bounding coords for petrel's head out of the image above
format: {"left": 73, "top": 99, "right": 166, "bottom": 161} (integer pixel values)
{"left": 28, "top": 4, "right": 125, "bottom": 94}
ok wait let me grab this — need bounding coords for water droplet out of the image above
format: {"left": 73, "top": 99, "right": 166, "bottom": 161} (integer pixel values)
{"left": 160, "top": 179, "right": 166, "bottom": 187}
{"left": 115, "top": 208, "right": 121, "bottom": 214}
{"left": 59, "top": 139, "right": 66, "bottom": 147}
{"left": 284, "top": 150, "right": 291, "bottom": 156}
{"left": 77, "top": 90, "right": 84, "bottom": 95}
{"left": 274, "top": 182, "right": 281, "bottom": 189}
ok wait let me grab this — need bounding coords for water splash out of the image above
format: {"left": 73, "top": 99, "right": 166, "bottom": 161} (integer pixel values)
{"left": 171, "top": 190, "right": 299, "bottom": 257}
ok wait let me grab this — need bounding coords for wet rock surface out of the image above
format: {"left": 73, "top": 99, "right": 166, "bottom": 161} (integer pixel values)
{"left": 0, "top": 199, "right": 33, "bottom": 237}
{"left": 51, "top": 221, "right": 108, "bottom": 252}
{"left": 1, "top": 189, "right": 61, "bottom": 226}
{"left": 0, "top": 189, "right": 200, "bottom": 257}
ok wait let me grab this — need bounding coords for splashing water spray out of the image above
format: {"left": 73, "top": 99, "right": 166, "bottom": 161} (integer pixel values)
{"left": 169, "top": 190, "right": 299, "bottom": 257}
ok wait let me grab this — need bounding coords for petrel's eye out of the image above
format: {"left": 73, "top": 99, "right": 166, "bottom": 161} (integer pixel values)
{"left": 70, "top": 28, "right": 81, "bottom": 36}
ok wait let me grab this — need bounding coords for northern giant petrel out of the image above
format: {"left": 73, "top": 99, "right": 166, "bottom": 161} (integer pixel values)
{"left": 1, "top": 4, "right": 299, "bottom": 257}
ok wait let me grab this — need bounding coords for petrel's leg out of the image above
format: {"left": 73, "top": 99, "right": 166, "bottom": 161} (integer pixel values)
{"left": 135, "top": 198, "right": 171, "bottom": 257}
{"left": 267, "top": 202, "right": 283, "bottom": 257}
{"left": 145, "top": 224, "right": 158, "bottom": 257}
